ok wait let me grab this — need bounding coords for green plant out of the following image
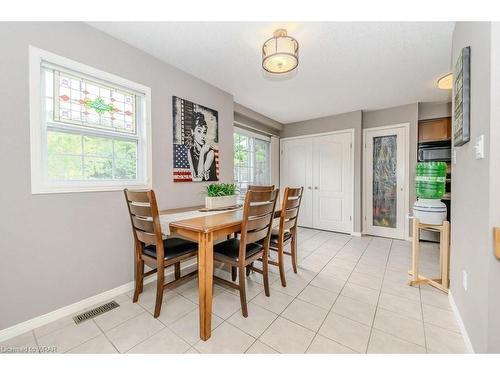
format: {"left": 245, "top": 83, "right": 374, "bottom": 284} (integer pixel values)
{"left": 205, "top": 183, "right": 238, "bottom": 197}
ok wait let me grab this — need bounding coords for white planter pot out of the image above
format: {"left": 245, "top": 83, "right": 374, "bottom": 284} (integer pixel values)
{"left": 205, "top": 195, "right": 238, "bottom": 209}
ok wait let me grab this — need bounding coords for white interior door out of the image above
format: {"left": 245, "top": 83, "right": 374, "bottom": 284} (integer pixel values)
{"left": 312, "top": 132, "right": 353, "bottom": 233}
{"left": 280, "top": 138, "right": 313, "bottom": 227}
{"left": 363, "top": 125, "right": 408, "bottom": 239}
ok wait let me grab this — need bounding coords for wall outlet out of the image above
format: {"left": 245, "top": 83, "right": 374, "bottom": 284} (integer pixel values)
{"left": 453, "top": 149, "right": 457, "bottom": 164}
{"left": 462, "top": 270, "right": 468, "bottom": 291}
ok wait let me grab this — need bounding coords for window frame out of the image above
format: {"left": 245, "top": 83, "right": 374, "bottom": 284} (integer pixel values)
{"left": 29, "top": 46, "right": 152, "bottom": 194}
{"left": 233, "top": 126, "right": 272, "bottom": 194}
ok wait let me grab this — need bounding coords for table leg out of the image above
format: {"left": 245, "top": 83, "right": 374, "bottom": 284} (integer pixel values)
{"left": 411, "top": 219, "right": 420, "bottom": 283}
{"left": 441, "top": 221, "right": 450, "bottom": 290}
{"left": 197, "top": 232, "right": 214, "bottom": 341}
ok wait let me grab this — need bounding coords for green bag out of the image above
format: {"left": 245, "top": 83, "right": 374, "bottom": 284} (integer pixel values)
{"left": 415, "top": 162, "right": 447, "bottom": 199}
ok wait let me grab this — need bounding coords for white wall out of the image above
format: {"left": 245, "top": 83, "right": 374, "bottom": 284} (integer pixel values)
{"left": 0, "top": 22, "right": 234, "bottom": 330}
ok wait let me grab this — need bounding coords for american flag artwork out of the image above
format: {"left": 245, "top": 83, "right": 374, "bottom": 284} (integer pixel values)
{"left": 172, "top": 96, "right": 219, "bottom": 182}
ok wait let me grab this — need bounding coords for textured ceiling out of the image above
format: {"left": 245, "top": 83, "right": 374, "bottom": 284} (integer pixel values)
{"left": 89, "top": 22, "right": 454, "bottom": 123}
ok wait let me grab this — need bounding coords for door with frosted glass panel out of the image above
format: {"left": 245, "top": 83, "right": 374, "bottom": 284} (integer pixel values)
{"left": 363, "top": 125, "right": 408, "bottom": 239}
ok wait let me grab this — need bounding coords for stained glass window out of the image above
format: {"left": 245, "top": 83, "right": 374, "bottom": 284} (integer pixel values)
{"left": 53, "top": 70, "right": 136, "bottom": 134}
{"left": 372, "top": 135, "right": 397, "bottom": 228}
{"left": 31, "top": 48, "right": 150, "bottom": 193}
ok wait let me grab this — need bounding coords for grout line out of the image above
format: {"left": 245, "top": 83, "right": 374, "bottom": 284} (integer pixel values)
{"left": 418, "top": 283, "right": 429, "bottom": 353}
{"left": 365, "top": 238, "right": 393, "bottom": 353}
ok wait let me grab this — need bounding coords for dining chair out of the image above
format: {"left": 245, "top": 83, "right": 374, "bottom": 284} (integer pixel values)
{"left": 123, "top": 189, "right": 198, "bottom": 318}
{"left": 268, "top": 187, "right": 304, "bottom": 287}
{"left": 213, "top": 188, "right": 279, "bottom": 317}
{"left": 247, "top": 184, "right": 275, "bottom": 191}
{"left": 230, "top": 184, "right": 275, "bottom": 281}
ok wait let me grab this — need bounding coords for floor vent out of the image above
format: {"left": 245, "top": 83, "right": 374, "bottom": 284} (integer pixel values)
{"left": 72, "top": 301, "right": 120, "bottom": 324}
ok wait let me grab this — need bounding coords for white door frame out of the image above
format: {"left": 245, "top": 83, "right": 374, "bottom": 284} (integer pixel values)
{"left": 280, "top": 128, "right": 355, "bottom": 234}
{"left": 362, "top": 123, "right": 410, "bottom": 240}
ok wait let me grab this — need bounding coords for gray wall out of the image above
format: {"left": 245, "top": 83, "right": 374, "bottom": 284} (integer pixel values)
{"left": 280, "top": 111, "right": 363, "bottom": 233}
{"left": 418, "top": 102, "right": 452, "bottom": 120}
{"left": 450, "top": 22, "right": 492, "bottom": 352}
{"left": 488, "top": 22, "right": 500, "bottom": 352}
{"left": 0, "top": 22, "right": 234, "bottom": 330}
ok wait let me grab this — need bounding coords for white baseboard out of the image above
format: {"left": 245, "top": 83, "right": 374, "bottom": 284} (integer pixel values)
{"left": 448, "top": 291, "right": 475, "bottom": 353}
{"left": 350, "top": 232, "right": 362, "bottom": 237}
{"left": 0, "top": 260, "right": 196, "bottom": 343}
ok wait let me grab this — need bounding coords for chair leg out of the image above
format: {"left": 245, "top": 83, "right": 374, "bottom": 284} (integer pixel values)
{"left": 246, "top": 262, "right": 253, "bottom": 277}
{"left": 291, "top": 233, "right": 298, "bottom": 274}
{"left": 153, "top": 269, "right": 165, "bottom": 318}
{"left": 133, "top": 259, "right": 144, "bottom": 303}
{"left": 238, "top": 265, "right": 248, "bottom": 317}
{"left": 231, "top": 266, "right": 237, "bottom": 281}
{"left": 174, "top": 262, "right": 181, "bottom": 280}
{"left": 262, "top": 251, "right": 270, "bottom": 297}
{"left": 277, "top": 244, "right": 287, "bottom": 287}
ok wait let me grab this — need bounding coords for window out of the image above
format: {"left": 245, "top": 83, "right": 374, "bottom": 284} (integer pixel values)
{"left": 233, "top": 127, "right": 271, "bottom": 193}
{"left": 29, "top": 46, "right": 151, "bottom": 193}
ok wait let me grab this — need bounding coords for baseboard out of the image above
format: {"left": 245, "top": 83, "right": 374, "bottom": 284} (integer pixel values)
{"left": 350, "top": 232, "right": 362, "bottom": 237}
{"left": 448, "top": 291, "right": 475, "bottom": 353}
{"left": 0, "top": 260, "right": 196, "bottom": 343}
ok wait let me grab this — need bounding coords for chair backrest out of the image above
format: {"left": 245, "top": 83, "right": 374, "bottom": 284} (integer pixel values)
{"left": 248, "top": 184, "right": 275, "bottom": 191}
{"left": 278, "top": 187, "right": 304, "bottom": 238}
{"left": 123, "top": 189, "right": 164, "bottom": 259}
{"left": 239, "top": 188, "right": 279, "bottom": 258}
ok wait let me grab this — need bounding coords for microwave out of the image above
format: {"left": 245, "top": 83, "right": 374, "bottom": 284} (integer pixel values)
{"left": 418, "top": 145, "right": 451, "bottom": 162}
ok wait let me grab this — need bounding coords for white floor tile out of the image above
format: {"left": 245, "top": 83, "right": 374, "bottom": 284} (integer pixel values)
{"left": 281, "top": 299, "right": 329, "bottom": 331}
{"left": 127, "top": 327, "right": 190, "bottom": 353}
{"left": 105, "top": 312, "right": 164, "bottom": 353}
{"left": 227, "top": 302, "right": 278, "bottom": 338}
{"left": 367, "top": 329, "right": 426, "bottom": 353}
{"left": 194, "top": 322, "right": 254, "bottom": 353}
{"left": 318, "top": 313, "right": 371, "bottom": 353}
{"left": 260, "top": 317, "right": 315, "bottom": 353}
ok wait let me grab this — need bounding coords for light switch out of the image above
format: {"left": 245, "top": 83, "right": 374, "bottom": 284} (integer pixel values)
{"left": 475, "top": 134, "right": 485, "bottom": 159}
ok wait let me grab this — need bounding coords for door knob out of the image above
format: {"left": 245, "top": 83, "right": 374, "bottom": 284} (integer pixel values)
{"left": 314, "top": 186, "right": 319, "bottom": 190}
{"left": 307, "top": 186, "right": 312, "bottom": 190}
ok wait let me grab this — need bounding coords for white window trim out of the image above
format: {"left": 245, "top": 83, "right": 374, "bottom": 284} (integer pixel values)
{"left": 233, "top": 126, "right": 272, "bottom": 191}
{"left": 29, "top": 46, "right": 152, "bottom": 194}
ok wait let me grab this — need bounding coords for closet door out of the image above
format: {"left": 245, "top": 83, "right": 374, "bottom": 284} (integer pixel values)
{"left": 312, "top": 132, "right": 353, "bottom": 233}
{"left": 280, "top": 138, "right": 313, "bottom": 227}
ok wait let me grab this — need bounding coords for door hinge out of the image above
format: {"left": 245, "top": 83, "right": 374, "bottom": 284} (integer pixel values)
{"left": 349, "top": 215, "right": 352, "bottom": 221}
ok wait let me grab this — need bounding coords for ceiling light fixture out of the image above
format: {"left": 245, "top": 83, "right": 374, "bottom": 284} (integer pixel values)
{"left": 437, "top": 73, "right": 453, "bottom": 90}
{"left": 262, "top": 29, "right": 299, "bottom": 74}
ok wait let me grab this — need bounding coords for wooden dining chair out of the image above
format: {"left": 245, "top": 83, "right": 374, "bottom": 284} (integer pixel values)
{"left": 247, "top": 184, "right": 275, "bottom": 191}
{"left": 268, "top": 187, "right": 304, "bottom": 287}
{"left": 230, "top": 184, "right": 275, "bottom": 281}
{"left": 213, "top": 188, "right": 279, "bottom": 317}
{"left": 124, "top": 189, "right": 198, "bottom": 318}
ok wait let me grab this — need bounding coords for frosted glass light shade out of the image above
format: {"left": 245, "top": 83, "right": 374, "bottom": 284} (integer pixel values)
{"left": 262, "top": 29, "right": 299, "bottom": 74}
{"left": 437, "top": 73, "right": 453, "bottom": 90}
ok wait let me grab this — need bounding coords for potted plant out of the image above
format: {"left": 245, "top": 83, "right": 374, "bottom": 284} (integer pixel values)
{"left": 204, "top": 183, "right": 238, "bottom": 209}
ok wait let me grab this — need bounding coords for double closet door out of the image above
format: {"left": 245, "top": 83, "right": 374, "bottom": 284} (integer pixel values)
{"left": 280, "top": 131, "right": 353, "bottom": 233}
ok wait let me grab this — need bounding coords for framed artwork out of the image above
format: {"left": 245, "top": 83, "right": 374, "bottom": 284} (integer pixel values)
{"left": 172, "top": 96, "right": 219, "bottom": 182}
{"left": 453, "top": 46, "right": 471, "bottom": 147}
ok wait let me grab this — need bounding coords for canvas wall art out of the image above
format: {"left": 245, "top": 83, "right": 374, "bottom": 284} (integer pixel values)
{"left": 453, "top": 46, "right": 471, "bottom": 147}
{"left": 172, "top": 96, "right": 219, "bottom": 182}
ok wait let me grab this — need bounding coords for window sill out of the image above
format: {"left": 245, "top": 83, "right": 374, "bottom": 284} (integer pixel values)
{"left": 31, "top": 182, "right": 152, "bottom": 195}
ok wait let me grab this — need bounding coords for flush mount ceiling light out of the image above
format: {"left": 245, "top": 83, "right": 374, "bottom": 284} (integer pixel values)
{"left": 262, "top": 29, "right": 299, "bottom": 74}
{"left": 437, "top": 73, "right": 453, "bottom": 90}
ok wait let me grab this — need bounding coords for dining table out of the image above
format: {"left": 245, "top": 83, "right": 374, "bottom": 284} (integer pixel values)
{"left": 159, "top": 204, "right": 281, "bottom": 341}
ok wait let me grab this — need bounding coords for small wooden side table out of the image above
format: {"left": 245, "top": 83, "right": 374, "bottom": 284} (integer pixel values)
{"left": 408, "top": 218, "right": 450, "bottom": 293}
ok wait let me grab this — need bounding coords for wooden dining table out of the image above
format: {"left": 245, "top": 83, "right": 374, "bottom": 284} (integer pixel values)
{"left": 160, "top": 205, "right": 280, "bottom": 341}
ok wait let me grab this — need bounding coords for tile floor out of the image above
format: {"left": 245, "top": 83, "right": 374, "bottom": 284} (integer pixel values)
{"left": 0, "top": 228, "right": 466, "bottom": 354}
